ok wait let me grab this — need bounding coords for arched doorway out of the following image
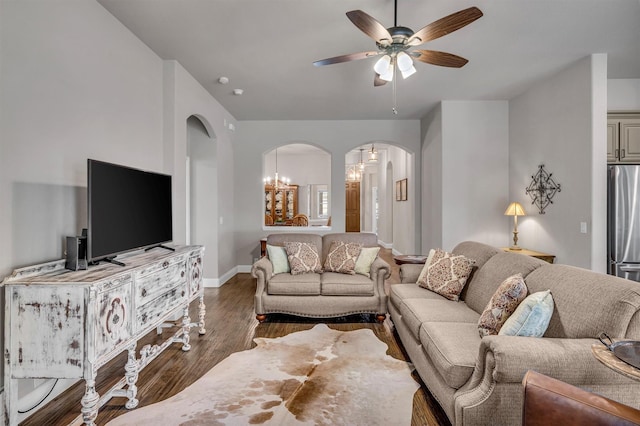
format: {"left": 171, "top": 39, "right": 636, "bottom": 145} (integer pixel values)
{"left": 186, "top": 115, "right": 217, "bottom": 278}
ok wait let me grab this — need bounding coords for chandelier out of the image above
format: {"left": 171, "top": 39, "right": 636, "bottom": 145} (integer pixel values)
{"left": 368, "top": 144, "right": 378, "bottom": 162}
{"left": 263, "top": 148, "right": 290, "bottom": 189}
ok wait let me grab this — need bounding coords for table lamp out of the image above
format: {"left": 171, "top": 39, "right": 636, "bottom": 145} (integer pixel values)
{"left": 504, "top": 202, "right": 526, "bottom": 250}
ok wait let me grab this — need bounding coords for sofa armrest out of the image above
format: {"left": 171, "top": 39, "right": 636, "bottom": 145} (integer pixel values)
{"left": 477, "top": 336, "right": 635, "bottom": 386}
{"left": 251, "top": 256, "right": 273, "bottom": 288}
{"left": 371, "top": 257, "right": 391, "bottom": 281}
{"left": 399, "top": 263, "right": 423, "bottom": 283}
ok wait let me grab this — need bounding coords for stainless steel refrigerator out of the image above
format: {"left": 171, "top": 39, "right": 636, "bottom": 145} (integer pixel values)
{"left": 608, "top": 164, "right": 640, "bottom": 282}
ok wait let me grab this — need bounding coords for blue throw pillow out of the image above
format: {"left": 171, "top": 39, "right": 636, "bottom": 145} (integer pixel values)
{"left": 498, "top": 290, "right": 554, "bottom": 337}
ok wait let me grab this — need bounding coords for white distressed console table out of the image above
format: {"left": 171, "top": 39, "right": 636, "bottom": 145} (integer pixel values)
{"left": 1, "top": 245, "right": 205, "bottom": 426}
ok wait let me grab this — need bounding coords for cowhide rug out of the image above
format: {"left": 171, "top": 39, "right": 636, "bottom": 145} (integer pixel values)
{"left": 107, "top": 324, "right": 419, "bottom": 425}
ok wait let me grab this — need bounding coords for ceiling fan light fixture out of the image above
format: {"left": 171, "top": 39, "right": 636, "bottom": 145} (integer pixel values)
{"left": 373, "top": 55, "right": 391, "bottom": 75}
{"left": 400, "top": 65, "right": 417, "bottom": 79}
{"left": 396, "top": 52, "right": 413, "bottom": 72}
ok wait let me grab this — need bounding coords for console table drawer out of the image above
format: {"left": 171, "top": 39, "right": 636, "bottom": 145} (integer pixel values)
{"left": 136, "top": 286, "right": 187, "bottom": 330}
{"left": 136, "top": 260, "right": 186, "bottom": 304}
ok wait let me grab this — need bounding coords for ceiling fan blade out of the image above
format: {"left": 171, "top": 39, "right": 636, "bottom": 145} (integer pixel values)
{"left": 346, "top": 10, "right": 393, "bottom": 46}
{"left": 412, "top": 50, "right": 469, "bottom": 68}
{"left": 313, "top": 51, "right": 381, "bottom": 67}
{"left": 407, "top": 7, "right": 483, "bottom": 46}
{"left": 374, "top": 73, "right": 387, "bottom": 87}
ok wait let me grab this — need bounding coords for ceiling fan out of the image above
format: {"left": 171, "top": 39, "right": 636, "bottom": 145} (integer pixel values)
{"left": 313, "top": 1, "right": 483, "bottom": 87}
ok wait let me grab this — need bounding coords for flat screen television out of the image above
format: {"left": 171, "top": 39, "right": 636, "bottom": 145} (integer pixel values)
{"left": 88, "top": 159, "right": 173, "bottom": 264}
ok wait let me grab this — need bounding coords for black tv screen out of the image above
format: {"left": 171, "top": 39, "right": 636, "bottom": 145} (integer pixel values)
{"left": 88, "top": 159, "right": 172, "bottom": 262}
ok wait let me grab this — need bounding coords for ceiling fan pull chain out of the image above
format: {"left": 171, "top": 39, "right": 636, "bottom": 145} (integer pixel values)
{"left": 392, "top": 64, "right": 398, "bottom": 115}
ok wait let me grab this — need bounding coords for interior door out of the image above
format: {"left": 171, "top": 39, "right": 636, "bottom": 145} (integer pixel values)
{"left": 345, "top": 181, "right": 360, "bottom": 232}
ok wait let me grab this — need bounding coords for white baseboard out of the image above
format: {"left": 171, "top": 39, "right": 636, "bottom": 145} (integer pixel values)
{"left": 203, "top": 264, "right": 251, "bottom": 288}
{"left": 378, "top": 240, "right": 393, "bottom": 249}
{"left": 392, "top": 248, "right": 403, "bottom": 256}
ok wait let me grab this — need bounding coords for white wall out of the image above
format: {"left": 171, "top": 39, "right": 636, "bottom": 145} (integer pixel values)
{"left": 420, "top": 101, "right": 509, "bottom": 252}
{"left": 234, "top": 120, "right": 421, "bottom": 266}
{"left": 509, "top": 55, "right": 608, "bottom": 270}
{"left": 608, "top": 79, "right": 640, "bottom": 111}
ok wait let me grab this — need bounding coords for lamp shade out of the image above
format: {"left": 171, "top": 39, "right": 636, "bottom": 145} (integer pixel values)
{"left": 504, "top": 202, "right": 526, "bottom": 216}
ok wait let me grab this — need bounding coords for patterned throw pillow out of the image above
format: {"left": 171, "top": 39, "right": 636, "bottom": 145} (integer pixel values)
{"left": 323, "top": 241, "right": 362, "bottom": 274}
{"left": 417, "top": 248, "right": 475, "bottom": 301}
{"left": 285, "top": 242, "right": 323, "bottom": 275}
{"left": 478, "top": 273, "right": 528, "bottom": 337}
{"left": 499, "top": 290, "right": 554, "bottom": 337}
{"left": 354, "top": 247, "right": 381, "bottom": 277}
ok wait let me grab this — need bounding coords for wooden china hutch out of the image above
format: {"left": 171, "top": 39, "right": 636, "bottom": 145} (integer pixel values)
{"left": 264, "top": 181, "right": 298, "bottom": 225}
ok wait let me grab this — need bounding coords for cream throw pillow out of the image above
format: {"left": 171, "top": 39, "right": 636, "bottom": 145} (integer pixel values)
{"left": 417, "top": 248, "right": 475, "bottom": 301}
{"left": 354, "top": 247, "right": 381, "bottom": 277}
{"left": 478, "top": 273, "right": 528, "bottom": 337}
{"left": 266, "top": 244, "right": 290, "bottom": 275}
{"left": 323, "top": 241, "right": 362, "bottom": 274}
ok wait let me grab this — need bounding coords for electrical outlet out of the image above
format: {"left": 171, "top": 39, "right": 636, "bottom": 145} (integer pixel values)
{"left": 580, "top": 222, "right": 587, "bottom": 234}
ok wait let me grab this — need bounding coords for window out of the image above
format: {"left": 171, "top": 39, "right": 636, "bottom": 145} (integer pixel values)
{"left": 317, "top": 189, "right": 328, "bottom": 218}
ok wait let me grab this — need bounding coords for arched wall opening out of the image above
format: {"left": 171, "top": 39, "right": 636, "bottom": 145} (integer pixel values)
{"left": 262, "top": 143, "right": 332, "bottom": 228}
{"left": 186, "top": 115, "right": 218, "bottom": 279}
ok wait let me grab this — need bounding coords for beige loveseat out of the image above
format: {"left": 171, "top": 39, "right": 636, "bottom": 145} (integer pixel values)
{"left": 251, "top": 233, "right": 390, "bottom": 322}
{"left": 390, "top": 241, "right": 640, "bottom": 426}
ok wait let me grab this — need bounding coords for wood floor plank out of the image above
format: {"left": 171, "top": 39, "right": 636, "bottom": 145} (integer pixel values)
{"left": 20, "top": 248, "right": 450, "bottom": 426}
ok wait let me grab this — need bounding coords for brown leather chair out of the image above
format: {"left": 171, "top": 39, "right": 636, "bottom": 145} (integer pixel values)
{"left": 522, "top": 370, "right": 640, "bottom": 425}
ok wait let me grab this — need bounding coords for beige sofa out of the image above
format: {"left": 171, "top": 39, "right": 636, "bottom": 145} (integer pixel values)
{"left": 390, "top": 241, "right": 640, "bottom": 426}
{"left": 251, "top": 233, "right": 390, "bottom": 322}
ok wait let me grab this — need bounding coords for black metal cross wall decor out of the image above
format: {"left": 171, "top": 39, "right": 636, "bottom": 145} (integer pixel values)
{"left": 525, "top": 164, "right": 561, "bottom": 214}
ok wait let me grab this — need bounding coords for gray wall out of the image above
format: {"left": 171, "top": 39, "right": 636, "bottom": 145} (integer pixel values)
{"left": 1, "top": 0, "right": 236, "bottom": 411}
{"left": 509, "top": 55, "right": 608, "bottom": 270}
{"left": 234, "top": 120, "right": 421, "bottom": 266}
{"left": 420, "top": 101, "right": 510, "bottom": 252}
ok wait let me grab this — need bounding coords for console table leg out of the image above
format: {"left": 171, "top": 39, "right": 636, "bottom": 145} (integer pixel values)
{"left": 124, "top": 345, "right": 139, "bottom": 409}
{"left": 181, "top": 306, "right": 191, "bottom": 351}
{"left": 198, "top": 294, "right": 206, "bottom": 335}
{"left": 81, "top": 378, "right": 100, "bottom": 426}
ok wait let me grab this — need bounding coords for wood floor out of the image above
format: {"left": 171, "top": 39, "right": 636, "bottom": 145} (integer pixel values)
{"left": 22, "top": 248, "right": 450, "bottom": 426}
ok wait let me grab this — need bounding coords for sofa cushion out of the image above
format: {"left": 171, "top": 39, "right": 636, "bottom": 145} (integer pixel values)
{"left": 323, "top": 241, "right": 362, "bottom": 274}
{"left": 266, "top": 244, "right": 290, "bottom": 274}
{"left": 452, "top": 241, "right": 501, "bottom": 301}
{"left": 464, "top": 252, "right": 546, "bottom": 315}
{"left": 267, "top": 272, "right": 321, "bottom": 295}
{"left": 321, "top": 272, "right": 374, "bottom": 296}
{"left": 416, "top": 248, "right": 475, "bottom": 301}
{"left": 285, "top": 241, "right": 323, "bottom": 275}
{"left": 478, "top": 273, "right": 528, "bottom": 337}
{"left": 390, "top": 283, "right": 447, "bottom": 311}
{"left": 499, "top": 290, "right": 554, "bottom": 337}
{"left": 399, "top": 298, "right": 480, "bottom": 341}
{"left": 420, "top": 322, "right": 480, "bottom": 389}
{"left": 354, "top": 246, "right": 380, "bottom": 278}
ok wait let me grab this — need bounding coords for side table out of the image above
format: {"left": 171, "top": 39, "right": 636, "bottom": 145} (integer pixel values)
{"left": 394, "top": 255, "right": 428, "bottom": 265}
{"left": 591, "top": 343, "right": 640, "bottom": 382}
{"left": 501, "top": 247, "right": 555, "bottom": 264}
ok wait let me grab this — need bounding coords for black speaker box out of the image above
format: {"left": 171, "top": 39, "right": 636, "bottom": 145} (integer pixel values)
{"left": 65, "top": 235, "right": 87, "bottom": 271}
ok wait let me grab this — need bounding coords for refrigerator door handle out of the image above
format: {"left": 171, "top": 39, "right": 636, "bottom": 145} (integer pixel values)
{"left": 619, "top": 265, "right": 640, "bottom": 272}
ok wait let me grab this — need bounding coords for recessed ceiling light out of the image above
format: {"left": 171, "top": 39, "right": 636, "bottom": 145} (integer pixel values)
{"left": 218, "top": 76, "right": 229, "bottom": 84}
{"left": 233, "top": 89, "right": 244, "bottom": 96}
